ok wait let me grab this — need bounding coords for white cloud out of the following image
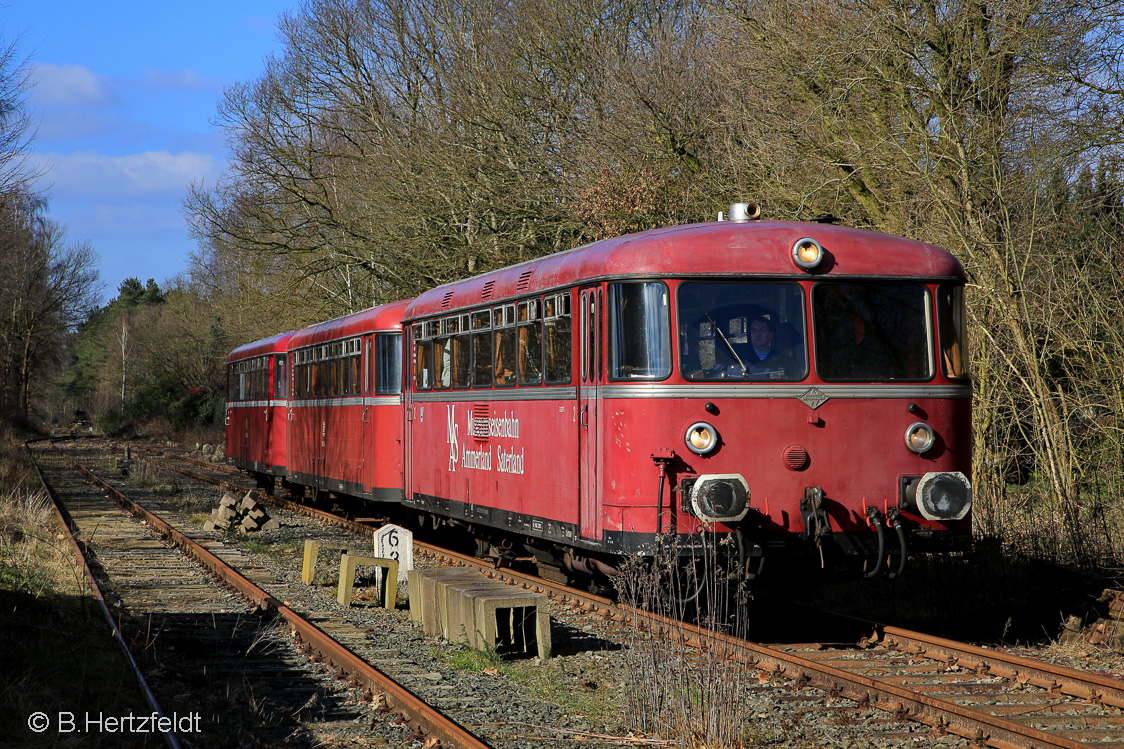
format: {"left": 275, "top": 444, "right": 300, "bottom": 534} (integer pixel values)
{"left": 29, "top": 63, "right": 119, "bottom": 108}
{"left": 30, "top": 150, "right": 221, "bottom": 198}
{"left": 135, "top": 68, "right": 223, "bottom": 93}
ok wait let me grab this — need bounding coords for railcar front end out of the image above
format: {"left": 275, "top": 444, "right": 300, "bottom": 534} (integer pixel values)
{"left": 225, "top": 331, "right": 295, "bottom": 489}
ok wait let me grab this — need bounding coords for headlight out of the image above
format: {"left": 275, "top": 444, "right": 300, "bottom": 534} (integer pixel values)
{"left": 688, "top": 474, "right": 750, "bottom": 523}
{"left": 915, "top": 471, "right": 971, "bottom": 521}
{"left": 791, "top": 237, "right": 824, "bottom": 271}
{"left": 904, "top": 422, "right": 935, "bottom": 454}
{"left": 685, "top": 422, "right": 719, "bottom": 455}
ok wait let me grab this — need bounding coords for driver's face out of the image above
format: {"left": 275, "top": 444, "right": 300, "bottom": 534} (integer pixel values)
{"left": 750, "top": 321, "right": 773, "bottom": 351}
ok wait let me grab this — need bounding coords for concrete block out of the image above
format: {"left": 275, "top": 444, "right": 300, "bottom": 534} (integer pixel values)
{"left": 407, "top": 570, "right": 424, "bottom": 623}
{"left": 219, "top": 492, "right": 240, "bottom": 508}
{"left": 412, "top": 568, "right": 483, "bottom": 636}
{"left": 337, "top": 554, "right": 398, "bottom": 609}
{"left": 260, "top": 518, "right": 280, "bottom": 532}
{"left": 471, "top": 589, "right": 551, "bottom": 659}
{"left": 301, "top": 539, "right": 358, "bottom": 584}
{"left": 445, "top": 581, "right": 513, "bottom": 643}
{"left": 239, "top": 494, "right": 259, "bottom": 512}
{"left": 217, "top": 505, "right": 239, "bottom": 521}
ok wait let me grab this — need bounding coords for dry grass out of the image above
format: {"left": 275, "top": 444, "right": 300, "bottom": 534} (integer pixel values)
{"left": 0, "top": 431, "right": 151, "bottom": 748}
{"left": 974, "top": 468, "right": 1124, "bottom": 572}
{"left": 124, "top": 457, "right": 181, "bottom": 495}
{"left": 613, "top": 535, "right": 764, "bottom": 749}
{"left": 0, "top": 458, "right": 86, "bottom": 599}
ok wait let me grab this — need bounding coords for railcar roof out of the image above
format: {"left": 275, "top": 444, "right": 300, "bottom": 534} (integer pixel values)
{"left": 228, "top": 330, "right": 296, "bottom": 363}
{"left": 288, "top": 299, "right": 412, "bottom": 349}
{"left": 404, "top": 220, "right": 964, "bottom": 321}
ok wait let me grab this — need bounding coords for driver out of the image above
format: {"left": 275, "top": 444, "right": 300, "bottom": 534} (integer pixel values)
{"left": 746, "top": 316, "right": 779, "bottom": 367}
{"left": 710, "top": 315, "right": 787, "bottom": 378}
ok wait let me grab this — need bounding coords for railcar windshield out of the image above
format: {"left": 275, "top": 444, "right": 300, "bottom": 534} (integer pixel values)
{"left": 678, "top": 282, "right": 807, "bottom": 381}
{"left": 812, "top": 282, "right": 932, "bottom": 381}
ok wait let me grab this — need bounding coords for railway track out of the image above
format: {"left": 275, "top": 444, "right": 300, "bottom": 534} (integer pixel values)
{"left": 130, "top": 442, "right": 1124, "bottom": 749}
{"left": 28, "top": 441, "right": 492, "bottom": 749}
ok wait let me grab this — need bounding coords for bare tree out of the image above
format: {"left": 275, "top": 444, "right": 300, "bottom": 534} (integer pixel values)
{"left": 0, "top": 203, "right": 100, "bottom": 417}
{"left": 0, "top": 36, "right": 38, "bottom": 199}
{"left": 711, "top": 0, "right": 1124, "bottom": 559}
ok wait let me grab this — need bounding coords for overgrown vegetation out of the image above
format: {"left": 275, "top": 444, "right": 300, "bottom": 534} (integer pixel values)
{"left": 613, "top": 536, "right": 762, "bottom": 748}
{"left": 435, "top": 642, "right": 512, "bottom": 676}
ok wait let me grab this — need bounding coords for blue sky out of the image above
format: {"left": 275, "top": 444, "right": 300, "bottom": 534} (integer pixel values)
{"left": 4, "top": 2, "right": 295, "bottom": 304}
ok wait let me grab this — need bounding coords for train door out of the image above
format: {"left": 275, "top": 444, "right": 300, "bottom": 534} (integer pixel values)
{"left": 360, "top": 335, "right": 373, "bottom": 491}
{"left": 579, "top": 286, "right": 602, "bottom": 541}
{"left": 270, "top": 352, "right": 287, "bottom": 472}
{"left": 262, "top": 355, "right": 275, "bottom": 468}
{"left": 403, "top": 328, "right": 416, "bottom": 501}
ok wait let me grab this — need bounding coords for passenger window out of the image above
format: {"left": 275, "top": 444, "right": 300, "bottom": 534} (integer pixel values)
{"left": 493, "top": 304, "right": 516, "bottom": 387}
{"left": 518, "top": 299, "right": 542, "bottom": 385}
{"left": 415, "top": 340, "right": 432, "bottom": 391}
{"left": 609, "top": 283, "right": 670, "bottom": 379}
{"left": 544, "top": 293, "right": 572, "bottom": 384}
{"left": 472, "top": 310, "right": 492, "bottom": 387}
{"left": 938, "top": 285, "right": 968, "bottom": 379}
{"left": 813, "top": 283, "right": 931, "bottom": 381}
{"left": 274, "top": 355, "right": 287, "bottom": 398}
{"left": 435, "top": 337, "right": 452, "bottom": 389}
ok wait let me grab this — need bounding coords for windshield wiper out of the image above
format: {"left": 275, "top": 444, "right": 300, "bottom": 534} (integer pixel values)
{"left": 705, "top": 313, "right": 747, "bottom": 375}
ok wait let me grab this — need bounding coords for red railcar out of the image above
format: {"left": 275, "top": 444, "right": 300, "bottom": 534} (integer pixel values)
{"left": 228, "top": 208, "right": 972, "bottom": 582}
{"left": 225, "top": 331, "right": 295, "bottom": 488}
{"left": 401, "top": 210, "right": 972, "bottom": 579}
{"left": 285, "top": 300, "right": 409, "bottom": 502}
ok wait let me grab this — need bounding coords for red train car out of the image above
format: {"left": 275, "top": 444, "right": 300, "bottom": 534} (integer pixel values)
{"left": 401, "top": 208, "right": 972, "bottom": 580}
{"left": 285, "top": 300, "right": 409, "bottom": 502}
{"left": 225, "top": 331, "right": 295, "bottom": 488}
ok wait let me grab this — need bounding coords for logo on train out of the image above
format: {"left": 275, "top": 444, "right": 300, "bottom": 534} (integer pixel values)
{"left": 446, "top": 405, "right": 524, "bottom": 475}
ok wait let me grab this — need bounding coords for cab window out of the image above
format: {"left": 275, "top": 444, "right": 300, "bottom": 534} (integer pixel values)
{"left": 813, "top": 282, "right": 932, "bottom": 381}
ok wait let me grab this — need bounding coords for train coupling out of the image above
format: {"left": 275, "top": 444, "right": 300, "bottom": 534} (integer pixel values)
{"left": 800, "top": 486, "right": 832, "bottom": 542}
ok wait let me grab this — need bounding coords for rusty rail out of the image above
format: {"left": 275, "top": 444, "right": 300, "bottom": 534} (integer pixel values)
{"left": 26, "top": 442, "right": 182, "bottom": 749}
{"left": 51, "top": 445, "right": 491, "bottom": 749}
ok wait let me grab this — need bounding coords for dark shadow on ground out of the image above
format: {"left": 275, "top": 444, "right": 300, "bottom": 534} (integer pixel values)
{"left": 745, "top": 542, "right": 1116, "bottom": 646}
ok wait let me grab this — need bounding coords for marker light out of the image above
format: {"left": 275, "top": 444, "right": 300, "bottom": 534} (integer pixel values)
{"left": 905, "top": 422, "right": 936, "bottom": 454}
{"left": 685, "top": 422, "right": 719, "bottom": 455}
{"left": 791, "top": 237, "right": 825, "bottom": 271}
